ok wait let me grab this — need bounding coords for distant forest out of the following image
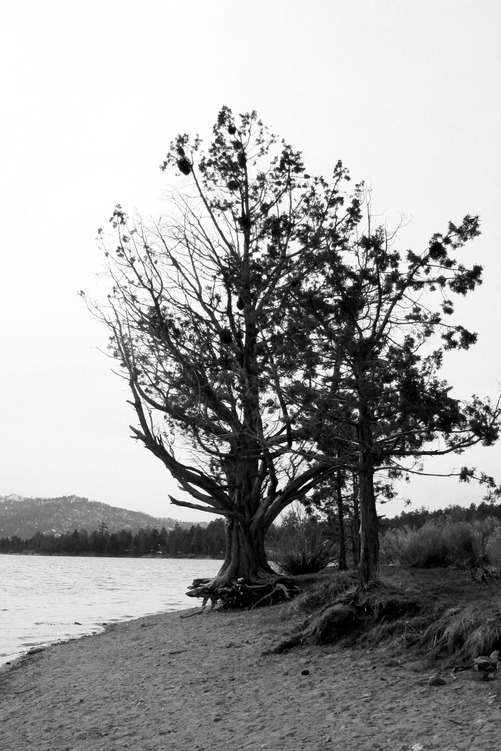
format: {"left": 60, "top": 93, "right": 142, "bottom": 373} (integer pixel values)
{"left": 379, "top": 501, "right": 501, "bottom": 530}
{"left": 2, "top": 501, "right": 501, "bottom": 562}
{"left": 0, "top": 519, "right": 227, "bottom": 558}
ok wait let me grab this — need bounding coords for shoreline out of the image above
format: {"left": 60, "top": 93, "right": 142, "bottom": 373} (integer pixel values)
{"left": 1, "top": 604, "right": 501, "bottom": 750}
{"left": 1, "top": 606, "right": 180, "bottom": 670}
{"left": 0, "top": 626, "right": 107, "bottom": 674}
{"left": 1, "top": 555, "right": 223, "bottom": 670}
{"left": 0, "top": 551, "right": 223, "bottom": 559}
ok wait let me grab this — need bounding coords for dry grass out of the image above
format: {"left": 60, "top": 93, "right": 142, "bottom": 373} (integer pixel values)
{"left": 381, "top": 518, "right": 501, "bottom": 570}
{"left": 280, "top": 570, "right": 357, "bottom": 617}
{"left": 272, "top": 565, "right": 501, "bottom": 665}
{"left": 422, "top": 602, "right": 501, "bottom": 661}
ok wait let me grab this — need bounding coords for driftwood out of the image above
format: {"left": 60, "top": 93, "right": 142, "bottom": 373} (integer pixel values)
{"left": 186, "top": 576, "right": 300, "bottom": 611}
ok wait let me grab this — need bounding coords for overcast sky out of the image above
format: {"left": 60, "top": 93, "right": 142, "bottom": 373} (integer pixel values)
{"left": 1, "top": 0, "right": 500, "bottom": 521}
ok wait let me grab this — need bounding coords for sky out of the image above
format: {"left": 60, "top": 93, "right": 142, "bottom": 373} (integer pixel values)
{"left": 1, "top": 0, "right": 500, "bottom": 522}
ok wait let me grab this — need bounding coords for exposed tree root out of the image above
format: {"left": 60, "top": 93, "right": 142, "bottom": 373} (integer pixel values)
{"left": 186, "top": 576, "right": 301, "bottom": 610}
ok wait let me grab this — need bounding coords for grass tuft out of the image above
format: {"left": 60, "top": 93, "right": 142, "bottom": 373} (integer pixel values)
{"left": 270, "top": 567, "right": 501, "bottom": 665}
{"left": 422, "top": 602, "right": 501, "bottom": 661}
{"left": 280, "top": 571, "right": 357, "bottom": 619}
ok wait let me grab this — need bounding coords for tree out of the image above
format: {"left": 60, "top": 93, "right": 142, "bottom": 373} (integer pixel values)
{"left": 309, "top": 474, "right": 349, "bottom": 570}
{"left": 85, "top": 107, "right": 361, "bottom": 603}
{"left": 203, "top": 518, "right": 226, "bottom": 558}
{"left": 287, "top": 205, "right": 501, "bottom": 583}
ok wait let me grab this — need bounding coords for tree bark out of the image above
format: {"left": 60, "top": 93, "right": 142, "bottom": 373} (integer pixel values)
{"left": 212, "top": 516, "right": 275, "bottom": 585}
{"left": 336, "top": 470, "right": 348, "bottom": 570}
{"left": 351, "top": 472, "right": 361, "bottom": 566}
{"left": 186, "top": 514, "right": 298, "bottom": 609}
{"left": 357, "top": 409, "right": 379, "bottom": 586}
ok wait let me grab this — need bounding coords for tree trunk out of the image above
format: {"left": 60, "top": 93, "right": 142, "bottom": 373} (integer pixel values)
{"left": 357, "top": 410, "right": 379, "bottom": 586}
{"left": 336, "top": 470, "right": 347, "bottom": 570}
{"left": 186, "top": 515, "right": 299, "bottom": 608}
{"left": 212, "top": 516, "right": 275, "bottom": 585}
{"left": 351, "top": 472, "right": 361, "bottom": 566}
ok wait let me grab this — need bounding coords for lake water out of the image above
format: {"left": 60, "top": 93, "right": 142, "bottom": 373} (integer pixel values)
{"left": 0, "top": 554, "right": 222, "bottom": 665}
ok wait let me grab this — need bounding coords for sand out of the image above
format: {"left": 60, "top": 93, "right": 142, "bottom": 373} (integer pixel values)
{"left": 1, "top": 602, "right": 501, "bottom": 751}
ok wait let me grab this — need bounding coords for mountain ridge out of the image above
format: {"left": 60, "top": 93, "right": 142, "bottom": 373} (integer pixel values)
{"left": 0, "top": 494, "right": 200, "bottom": 538}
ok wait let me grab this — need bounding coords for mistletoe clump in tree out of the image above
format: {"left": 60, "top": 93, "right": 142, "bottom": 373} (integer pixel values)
{"left": 287, "top": 206, "right": 501, "bottom": 585}
{"left": 86, "top": 107, "right": 361, "bottom": 606}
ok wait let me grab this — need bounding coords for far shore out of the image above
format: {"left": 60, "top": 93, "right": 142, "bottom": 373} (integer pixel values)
{"left": 0, "top": 550, "right": 223, "bottom": 559}
{"left": 2, "top": 601, "right": 501, "bottom": 750}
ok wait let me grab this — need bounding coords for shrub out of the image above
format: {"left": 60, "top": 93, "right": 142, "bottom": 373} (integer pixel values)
{"left": 381, "top": 522, "right": 447, "bottom": 567}
{"left": 275, "top": 507, "right": 335, "bottom": 575}
{"left": 381, "top": 519, "right": 491, "bottom": 569}
{"left": 442, "top": 521, "right": 484, "bottom": 568}
{"left": 486, "top": 527, "right": 501, "bottom": 567}
{"left": 277, "top": 542, "right": 335, "bottom": 575}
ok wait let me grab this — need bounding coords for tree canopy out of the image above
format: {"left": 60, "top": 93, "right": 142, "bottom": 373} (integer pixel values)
{"left": 283, "top": 208, "right": 500, "bottom": 581}
{"left": 85, "top": 107, "right": 500, "bottom": 597}
{"left": 85, "top": 108, "right": 364, "bottom": 599}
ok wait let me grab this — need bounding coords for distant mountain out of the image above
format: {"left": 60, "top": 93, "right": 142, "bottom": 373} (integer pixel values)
{"left": 0, "top": 494, "right": 196, "bottom": 538}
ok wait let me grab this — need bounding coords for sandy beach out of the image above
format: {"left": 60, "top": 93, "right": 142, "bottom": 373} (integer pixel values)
{"left": 1, "top": 602, "right": 500, "bottom": 751}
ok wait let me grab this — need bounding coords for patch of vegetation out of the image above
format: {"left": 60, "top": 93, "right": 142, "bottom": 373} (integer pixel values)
{"left": 277, "top": 544, "right": 335, "bottom": 576}
{"left": 272, "top": 507, "right": 336, "bottom": 576}
{"left": 269, "top": 567, "right": 501, "bottom": 665}
{"left": 423, "top": 602, "right": 501, "bottom": 661}
{"left": 380, "top": 518, "right": 501, "bottom": 570}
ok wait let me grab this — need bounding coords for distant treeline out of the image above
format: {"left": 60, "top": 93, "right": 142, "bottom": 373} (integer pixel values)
{"left": 381, "top": 502, "right": 501, "bottom": 531}
{"left": 0, "top": 519, "right": 227, "bottom": 558}
{"left": 3, "top": 501, "right": 501, "bottom": 562}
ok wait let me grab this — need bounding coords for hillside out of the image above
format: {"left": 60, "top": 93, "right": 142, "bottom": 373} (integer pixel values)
{"left": 0, "top": 494, "right": 195, "bottom": 538}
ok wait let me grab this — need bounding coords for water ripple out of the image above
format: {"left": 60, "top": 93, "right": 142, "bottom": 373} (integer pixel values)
{"left": 0, "top": 555, "right": 221, "bottom": 664}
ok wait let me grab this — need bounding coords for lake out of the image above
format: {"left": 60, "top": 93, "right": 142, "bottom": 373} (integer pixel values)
{"left": 0, "top": 554, "right": 222, "bottom": 665}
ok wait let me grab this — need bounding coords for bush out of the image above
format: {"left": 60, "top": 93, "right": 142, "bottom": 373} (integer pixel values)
{"left": 442, "top": 521, "right": 483, "bottom": 568}
{"left": 486, "top": 527, "right": 501, "bottom": 567}
{"left": 381, "top": 522, "right": 447, "bottom": 567}
{"left": 277, "top": 541, "right": 335, "bottom": 576}
{"left": 381, "top": 519, "right": 493, "bottom": 569}
{"left": 275, "top": 508, "right": 335, "bottom": 575}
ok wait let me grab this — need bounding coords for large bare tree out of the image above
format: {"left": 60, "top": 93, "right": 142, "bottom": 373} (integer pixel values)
{"left": 85, "top": 108, "right": 361, "bottom": 603}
